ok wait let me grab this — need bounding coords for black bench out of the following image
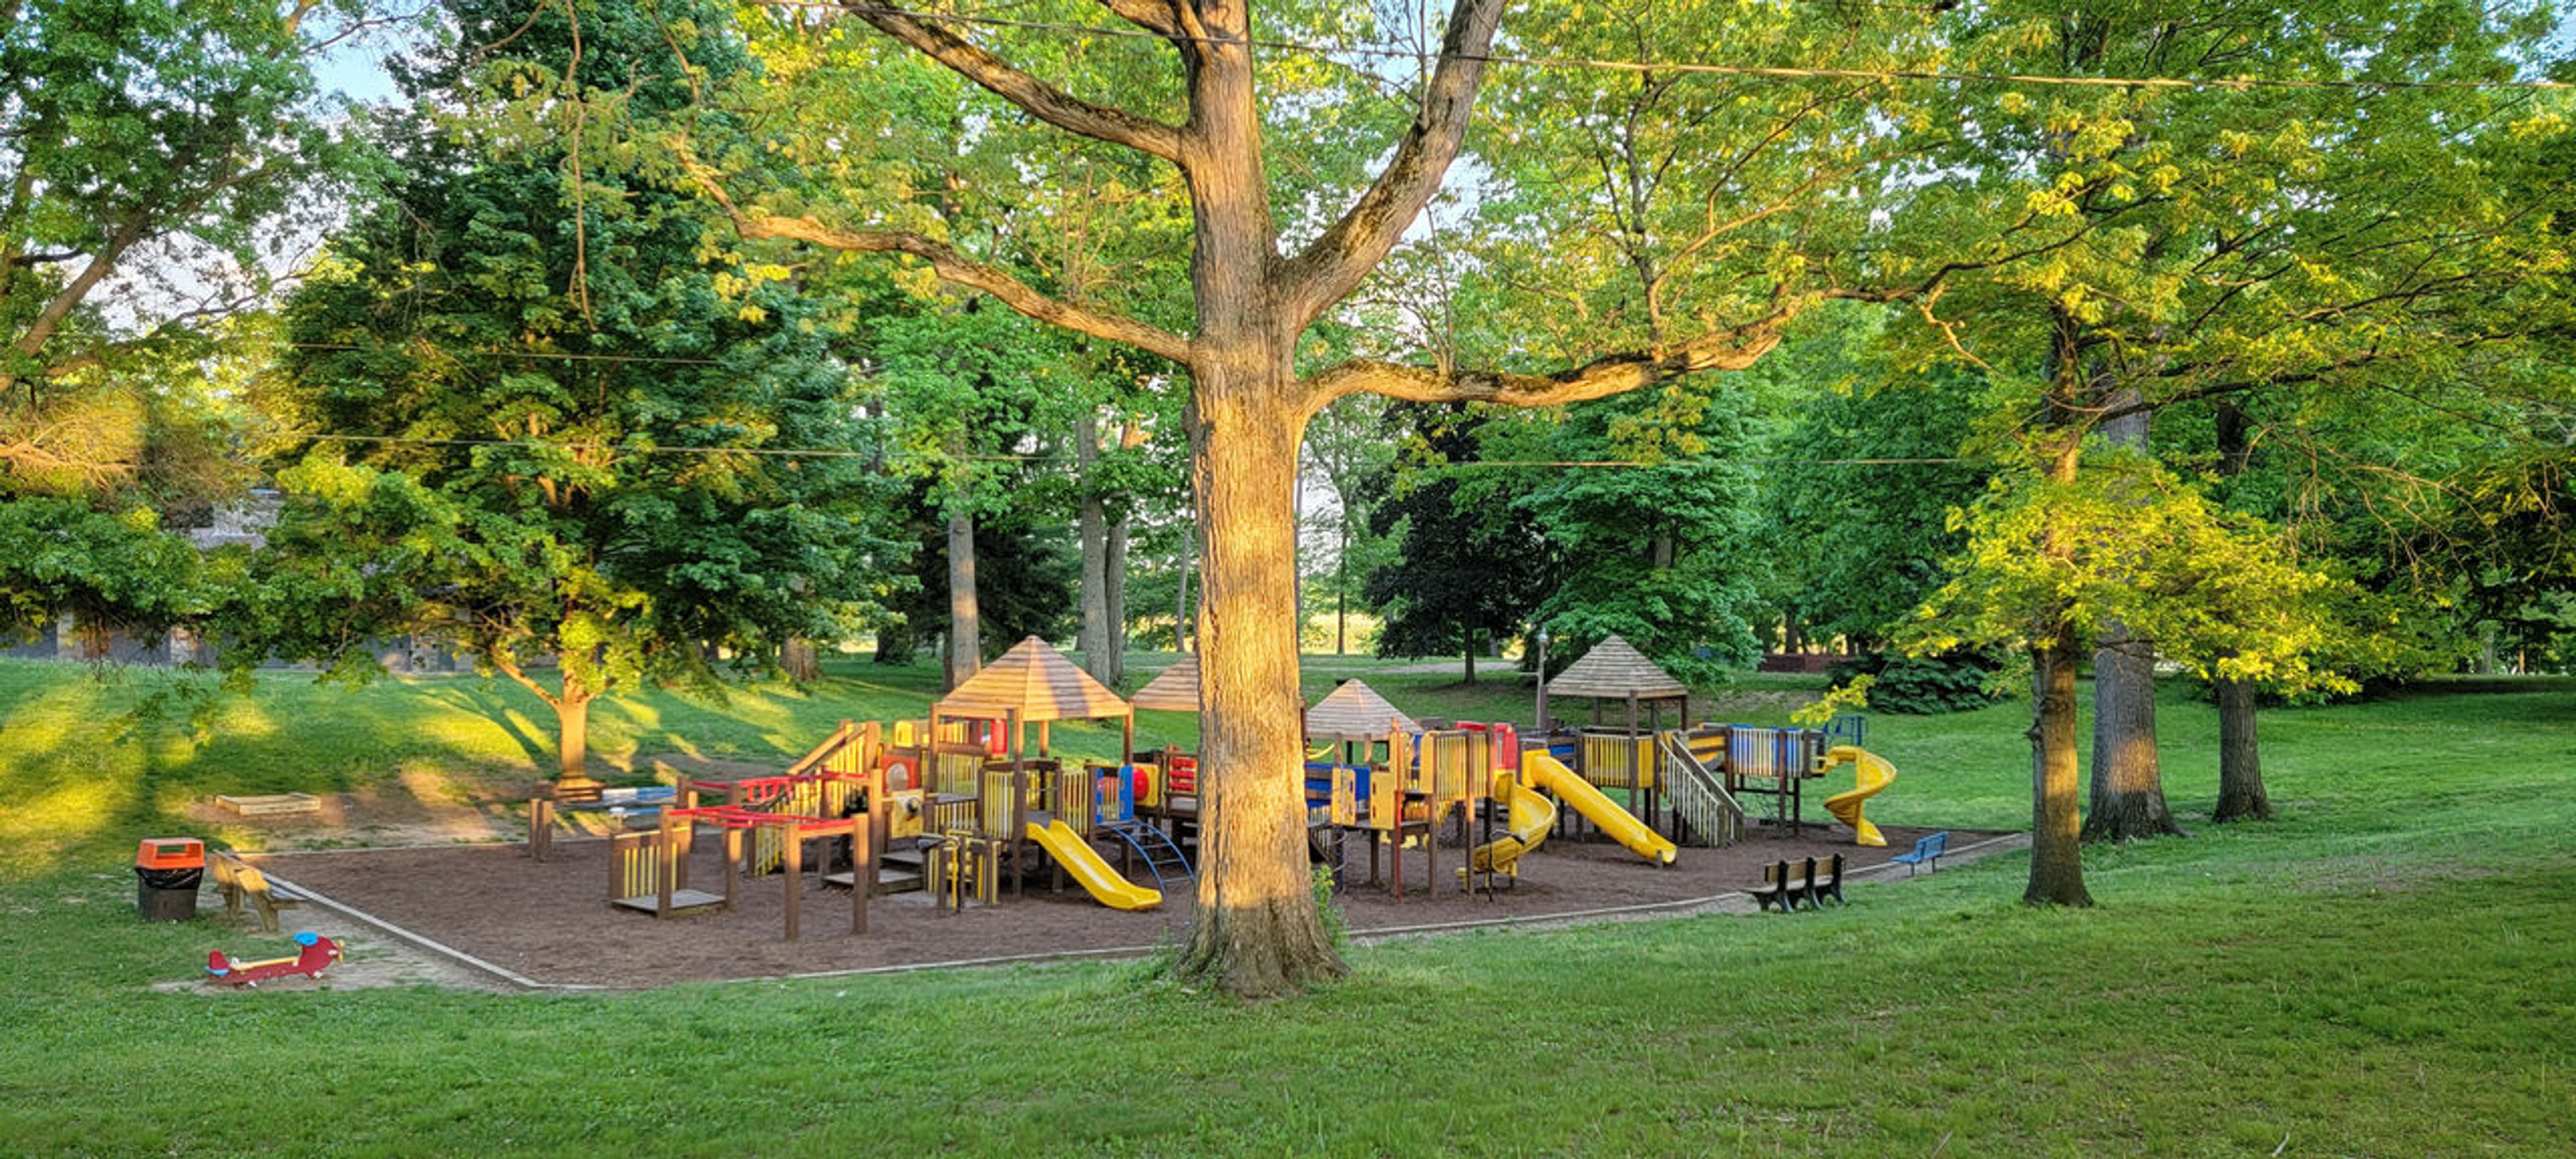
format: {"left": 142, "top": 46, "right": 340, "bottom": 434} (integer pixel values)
{"left": 1752, "top": 854, "right": 1847, "bottom": 913}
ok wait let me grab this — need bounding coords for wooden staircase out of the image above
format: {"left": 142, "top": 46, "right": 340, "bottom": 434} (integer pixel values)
{"left": 1658, "top": 732, "right": 1746, "bottom": 847}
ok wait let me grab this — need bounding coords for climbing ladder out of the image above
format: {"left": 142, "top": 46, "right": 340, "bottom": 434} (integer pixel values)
{"left": 1658, "top": 731, "right": 1746, "bottom": 847}
{"left": 1098, "top": 820, "right": 1195, "bottom": 893}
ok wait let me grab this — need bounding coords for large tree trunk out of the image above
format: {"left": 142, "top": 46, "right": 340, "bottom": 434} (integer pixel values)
{"left": 2086, "top": 394, "right": 2185, "bottom": 841}
{"left": 2027, "top": 309, "right": 2093, "bottom": 905}
{"left": 1106, "top": 419, "right": 1144, "bottom": 683}
{"left": 783, "top": 637, "right": 820, "bottom": 683}
{"left": 1106, "top": 512, "right": 1129, "bottom": 685}
{"left": 494, "top": 656, "right": 599, "bottom": 790}
{"left": 555, "top": 692, "right": 593, "bottom": 786}
{"left": 2210, "top": 400, "right": 2272, "bottom": 823}
{"left": 1173, "top": 535, "right": 1193, "bottom": 653}
{"left": 2212, "top": 674, "right": 2271, "bottom": 822}
{"left": 1169, "top": 38, "right": 1348, "bottom": 989}
{"left": 1173, "top": 386, "right": 1348, "bottom": 995}
{"left": 1075, "top": 408, "right": 1116, "bottom": 684}
{"left": 945, "top": 498, "right": 981, "bottom": 689}
{"left": 1460, "top": 622, "right": 1477, "bottom": 684}
{"left": 1334, "top": 503, "right": 1350, "bottom": 655}
{"left": 1292, "top": 447, "right": 1307, "bottom": 643}
{"left": 2027, "top": 624, "right": 2093, "bottom": 905}
{"left": 873, "top": 620, "right": 914, "bottom": 665}
{"left": 2085, "top": 632, "right": 2184, "bottom": 839}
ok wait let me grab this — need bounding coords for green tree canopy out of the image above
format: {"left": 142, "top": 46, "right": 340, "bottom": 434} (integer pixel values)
{"left": 232, "top": 0, "right": 902, "bottom": 783}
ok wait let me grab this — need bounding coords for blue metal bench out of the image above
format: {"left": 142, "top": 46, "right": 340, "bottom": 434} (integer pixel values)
{"left": 1889, "top": 830, "right": 1948, "bottom": 876}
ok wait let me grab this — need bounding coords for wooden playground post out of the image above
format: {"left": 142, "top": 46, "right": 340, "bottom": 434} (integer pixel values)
{"left": 655, "top": 813, "right": 679, "bottom": 916}
{"left": 867, "top": 761, "right": 890, "bottom": 901}
{"left": 1010, "top": 765, "right": 1029, "bottom": 900}
{"left": 528, "top": 796, "right": 555, "bottom": 862}
{"left": 783, "top": 822, "right": 803, "bottom": 941}
{"left": 722, "top": 824, "right": 743, "bottom": 911}
{"left": 851, "top": 812, "right": 872, "bottom": 935}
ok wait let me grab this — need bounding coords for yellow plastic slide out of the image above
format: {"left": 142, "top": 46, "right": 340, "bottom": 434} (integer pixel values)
{"left": 1821, "top": 744, "right": 1896, "bottom": 847}
{"left": 1026, "top": 820, "right": 1163, "bottom": 910}
{"left": 1523, "top": 752, "right": 1678, "bottom": 865}
{"left": 1467, "top": 769, "right": 1559, "bottom": 876}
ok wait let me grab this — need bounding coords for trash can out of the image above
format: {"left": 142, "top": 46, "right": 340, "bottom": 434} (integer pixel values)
{"left": 134, "top": 838, "right": 205, "bottom": 922}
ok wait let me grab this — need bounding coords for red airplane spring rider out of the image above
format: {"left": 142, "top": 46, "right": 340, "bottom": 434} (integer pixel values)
{"left": 205, "top": 932, "right": 341, "bottom": 987}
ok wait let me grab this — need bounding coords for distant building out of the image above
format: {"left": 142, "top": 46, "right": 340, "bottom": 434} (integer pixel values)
{"left": 3, "top": 489, "right": 464, "bottom": 672}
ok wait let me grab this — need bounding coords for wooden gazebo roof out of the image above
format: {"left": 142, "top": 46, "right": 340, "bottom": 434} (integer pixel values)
{"left": 1303, "top": 679, "right": 1419, "bottom": 741}
{"left": 933, "top": 637, "right": 1132, "bottom": 724}
{"left": 1547, "top": 634, "right": 1688, "bottom": 701}
{"left": 1129, "top": 653, "right": 1201, "bottom": 712}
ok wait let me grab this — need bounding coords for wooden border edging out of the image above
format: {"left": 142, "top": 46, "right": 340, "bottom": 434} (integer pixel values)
{"left": 250, "top": 833, "right": 2029, "bottom": 991}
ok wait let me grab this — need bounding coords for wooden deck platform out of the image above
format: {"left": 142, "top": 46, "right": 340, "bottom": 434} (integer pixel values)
{"left": 610, "top": 888, "right": 727, "bottom": 914}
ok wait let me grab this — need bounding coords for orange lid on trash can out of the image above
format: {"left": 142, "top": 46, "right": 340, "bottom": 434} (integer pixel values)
{"left": 136, "top": 838, "right": 205, "bottom": 871}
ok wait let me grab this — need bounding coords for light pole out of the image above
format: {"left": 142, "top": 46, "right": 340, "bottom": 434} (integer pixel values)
{"left": 1534, "top": 625, "right": 1551, "bottom": 732}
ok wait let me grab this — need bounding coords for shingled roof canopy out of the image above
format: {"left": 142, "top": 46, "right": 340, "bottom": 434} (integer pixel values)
{"left": 1128, "top": 653, "right": 1201, "bottom": 712}
{"left": 934, "top": 637, "right": 1132, "bottom": 725}
{"left": 1303, "top": 679, "right": 1420, "bottom": 742}
{"left": 1546, "top": 634, "right": 1688, "bottom": 701}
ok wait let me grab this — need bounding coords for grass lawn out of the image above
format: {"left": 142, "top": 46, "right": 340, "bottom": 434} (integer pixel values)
{"left": 1, "top": 657, "right": 2569, "bottom": 1156}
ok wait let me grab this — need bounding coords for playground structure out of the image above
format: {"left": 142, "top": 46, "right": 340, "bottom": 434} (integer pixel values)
{"left": 1529, "top": 634, "right": 1898, "bottom": 850}
{"left": 530, "top": 639, "right": 1195, "bottom": 930}
{"left": 521, "top": 636, "right": 1904, "bottom": 944}
{"left": 1291, "top": 680, "right": 1676, "bottom": 897}
{"left": 205, "top": 931, "right": 341, "bottom": 987}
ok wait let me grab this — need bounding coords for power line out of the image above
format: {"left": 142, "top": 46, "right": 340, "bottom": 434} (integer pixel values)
{"left": 1438, "top": 456, "right": 1966, "bottom": 467}
{"left": 285, "top": 341, "right": 733, "bottom": 368}
{"left": 785, "top": 3, "right": 2576, "bottom": 94}
{"left": 282, "top": 430, "right": 1963, "bottom": 469}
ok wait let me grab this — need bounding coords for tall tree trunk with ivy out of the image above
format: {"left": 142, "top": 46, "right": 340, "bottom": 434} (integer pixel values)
{"left": 2086, "top": 392, "right": 2186, "bottom": 841}
{"left": 1076, "top": 409, "right": 1117, "bottom": 684}
{"left": 2211, "top": 400, "right": 2273, "bottom": 822}
{"left": 945, "top": 498, "right": 981, "bottom": 690}
{"left": 2025, "top": 310, "right": 2098, "bottom": 905}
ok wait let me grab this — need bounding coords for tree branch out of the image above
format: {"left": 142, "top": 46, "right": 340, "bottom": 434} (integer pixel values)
{"left": 486, "top": 649, "right": 565, "bottom": 712}
{"left": 1094, "top": 0, "right": 1179, "bottom": 38}
{"left": 1302, "top": 308, "right": 1790, "bottom": 412}
{"left": 688, "top": 162, "right": 1189, "bottom": 363}
{"left": 1275, "top": 0, "right": 1504, "bottom": 327}
{"left": 841, "top": 3, "right": 1182, "bottom": 163}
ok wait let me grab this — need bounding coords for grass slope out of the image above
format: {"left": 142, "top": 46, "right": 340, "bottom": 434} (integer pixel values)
{"left": 1, "top": 659, "right": 2570, "bottom": 1156}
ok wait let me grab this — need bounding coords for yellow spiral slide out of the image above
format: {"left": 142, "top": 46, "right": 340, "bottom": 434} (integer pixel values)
{"left": 1821, "top": 744, "right": 1896, "bottom": 847}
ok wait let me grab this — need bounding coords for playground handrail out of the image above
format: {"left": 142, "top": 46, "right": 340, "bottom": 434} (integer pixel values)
{"left": 1658, "top": 732, "right": 1746, "bottom": 846}
{"left": 786, "top": 718, "right": 880, "bottom": 780}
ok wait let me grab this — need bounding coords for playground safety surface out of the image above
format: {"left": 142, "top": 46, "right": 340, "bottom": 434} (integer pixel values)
{"left": 251, "top": 822, "right": 2003, "bottom": 989}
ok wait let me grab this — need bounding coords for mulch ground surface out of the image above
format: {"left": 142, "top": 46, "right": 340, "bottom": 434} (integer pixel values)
{"left": 253, "top": 820, "right": 1997, "bottom": 989}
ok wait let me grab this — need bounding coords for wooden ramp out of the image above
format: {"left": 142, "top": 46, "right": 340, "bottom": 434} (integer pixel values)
{"left": 610, "top": 888, "right": 727, "bottom": 914}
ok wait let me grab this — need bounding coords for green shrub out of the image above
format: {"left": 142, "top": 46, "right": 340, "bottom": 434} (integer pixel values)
{"left": 1827, "top": 651, "right": 2004, "bottom": 714}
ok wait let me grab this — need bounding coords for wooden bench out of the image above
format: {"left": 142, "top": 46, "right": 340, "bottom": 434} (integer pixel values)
{"left": 1753, "top": 860, "right": 1800, "bottom": 912}
{"left": 1801, "top": 853, "right": 1846, "bottom": 907}
{"left": 1752, "top": 854, "right": 1847, "bottom": 912}
{"left": 210, "top": 851, "right": 305, "bottom": 932}
{"left": 1889, "top": 830, "right": 1949, "bottom": 876}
